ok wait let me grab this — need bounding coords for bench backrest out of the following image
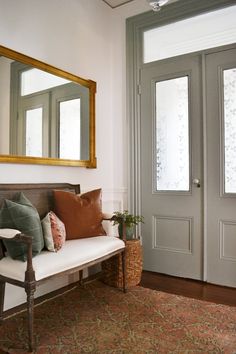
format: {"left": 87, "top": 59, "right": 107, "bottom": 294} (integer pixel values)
{"left": 0, "top": 183, "right": 80, "bottom": 258}
{"left": 0, "top": 183, "right": 80, "bottom": 218}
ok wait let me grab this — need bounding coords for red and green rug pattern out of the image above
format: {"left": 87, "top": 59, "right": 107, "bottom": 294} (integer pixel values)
{"left": 0, "top": 281, "right": 235, "bottom": 353}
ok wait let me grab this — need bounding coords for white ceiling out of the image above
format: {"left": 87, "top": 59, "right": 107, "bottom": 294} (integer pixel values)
{"left": 102, "top": 0, "right": 135, "bottom": 9}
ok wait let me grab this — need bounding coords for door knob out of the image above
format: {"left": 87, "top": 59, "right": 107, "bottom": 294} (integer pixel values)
{"left": 192, "top": 178, "right": 200, "bottom": 188}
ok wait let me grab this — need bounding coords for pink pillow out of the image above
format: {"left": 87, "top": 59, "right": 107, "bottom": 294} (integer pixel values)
{"left": 41, "top": 211, "right": 66, "bottom": 252}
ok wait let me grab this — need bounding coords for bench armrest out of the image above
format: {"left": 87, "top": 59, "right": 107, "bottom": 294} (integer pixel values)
{"left": 0, "top": 228, "right": 21, "bottom": 239}
{"left": 0, "top": 229, "right": 35, "bottom": 284}
{"left": 0, "top": 229, "right": 32, "bottom": 244}
{"left": 102, "top": 213, "right": 113, "bottom": 221}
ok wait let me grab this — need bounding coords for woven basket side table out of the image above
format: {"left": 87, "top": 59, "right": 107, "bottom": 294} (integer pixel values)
{"left": 102, "top": 239, "right": 142, "bottom": 288}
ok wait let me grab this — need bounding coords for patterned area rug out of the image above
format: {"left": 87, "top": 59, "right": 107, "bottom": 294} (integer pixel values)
{"left": 0, "top": 281, "right": 236, "bottom": 353}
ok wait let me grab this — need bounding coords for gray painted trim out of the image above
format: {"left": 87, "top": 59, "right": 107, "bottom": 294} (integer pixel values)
{"left": 201, "top": 53, "right": 207, "bottom": 281}
{"left": 126, "top": 0, "right": 236, "bottom": 223}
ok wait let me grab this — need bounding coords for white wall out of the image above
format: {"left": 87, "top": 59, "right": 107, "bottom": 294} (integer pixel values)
{"left": 0, "top": 0, "right": 149, "bottom": 309}
{"left": 0, "top": 0, "right": 114, "bottom": 191}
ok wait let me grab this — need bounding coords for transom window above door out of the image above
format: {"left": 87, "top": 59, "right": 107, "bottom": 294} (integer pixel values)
{"left": 143, "top": 5, "right": 236, "bottom": 63}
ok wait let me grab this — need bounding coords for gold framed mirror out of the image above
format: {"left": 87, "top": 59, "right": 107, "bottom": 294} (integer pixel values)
{"left": 0, "top": 45, "right": 96, "bottom": 168}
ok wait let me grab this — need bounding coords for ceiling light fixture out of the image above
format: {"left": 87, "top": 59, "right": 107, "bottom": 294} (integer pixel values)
{"left": 147, "top": 0, "right": 169, "bottom": 12}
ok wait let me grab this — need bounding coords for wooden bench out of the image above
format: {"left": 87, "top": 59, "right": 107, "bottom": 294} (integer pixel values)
{"left": 0, "top": 183, "right": 126, "bottom": 352}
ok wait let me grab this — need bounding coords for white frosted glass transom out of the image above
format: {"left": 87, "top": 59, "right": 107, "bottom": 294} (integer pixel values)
{"left": 156, "top": 76, "right": 189, "bottom": 191}
{"left": 21, "top": 68, "right": 69, "bottom": 96}
{"left": 224, "top": 68, "right": 236, "bottom": 193}
{"left": 26, "top": 107, "right": 42, "bottom": 157}
{"left": 59, "top": 98, "right": 81, "bottom": 159}
{"left": 144, "top": 5, "right": 236, "bottom": 63}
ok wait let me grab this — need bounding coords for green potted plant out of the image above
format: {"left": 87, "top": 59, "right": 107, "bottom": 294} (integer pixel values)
{"left": 111, "top": 210, "right": 144, "bottom": 240}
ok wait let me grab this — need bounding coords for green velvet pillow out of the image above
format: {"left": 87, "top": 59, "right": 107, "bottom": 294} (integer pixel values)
{"left": 0, "top": 192, "right": 44, "bottom": 261}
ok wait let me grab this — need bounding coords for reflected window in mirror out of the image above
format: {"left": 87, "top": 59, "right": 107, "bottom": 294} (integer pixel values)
{"left": 59, "top": 98, "right": 81, "bottom": 159}
{"left": 10, "top": 62, "right": 89, "bottom": 160}
{"left": 26, "top": 107, "right": 43, "bottom": 157}
{"left": 21, "top": 68, "right": 69, "bottom": 95}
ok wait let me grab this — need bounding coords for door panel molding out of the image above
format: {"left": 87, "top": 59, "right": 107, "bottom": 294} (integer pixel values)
{"left": 220, "top": 220, "right": 236, "bottom": 261}
{"left": 152, "top": 215, "right": 193, "bottom": 254}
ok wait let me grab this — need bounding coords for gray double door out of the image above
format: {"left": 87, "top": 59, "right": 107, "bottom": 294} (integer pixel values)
{"left": 140, "top": 46, "right": 236, "bottom": 287}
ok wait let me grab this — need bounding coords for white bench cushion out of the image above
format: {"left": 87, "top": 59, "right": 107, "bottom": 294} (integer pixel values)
{"left": 0, "top": 236, "right": 125, "bottom": 282}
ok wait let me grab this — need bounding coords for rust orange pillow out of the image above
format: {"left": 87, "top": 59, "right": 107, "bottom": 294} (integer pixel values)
{"left": 53, "top": 189, "right": 106, "bottom": 239}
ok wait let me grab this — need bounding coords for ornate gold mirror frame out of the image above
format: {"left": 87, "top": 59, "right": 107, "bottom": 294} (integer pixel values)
{"left": 0, "top": 45, "right": 96, "bottom": 168}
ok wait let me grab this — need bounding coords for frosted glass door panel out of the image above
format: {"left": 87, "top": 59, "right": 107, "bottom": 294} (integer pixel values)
{"left": 156, "top": 76, "right": 189, "bottom": 191}
{"left": 224, "top": 68, "right": 236, "bottom": 193}
{"left": 26, "top": 108, "right": 43, "bottom": 157}
{"left": 59, "top": 98, "right": 81, "bottom": 159}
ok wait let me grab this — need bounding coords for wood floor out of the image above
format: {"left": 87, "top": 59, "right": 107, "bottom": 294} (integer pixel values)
{"left": 140, "top": 270, "right": 236, "bottom": 307}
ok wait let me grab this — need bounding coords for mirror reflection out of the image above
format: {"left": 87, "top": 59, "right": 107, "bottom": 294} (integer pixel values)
{"left": 0, "top": 45, "right": 96, "bottom": 167}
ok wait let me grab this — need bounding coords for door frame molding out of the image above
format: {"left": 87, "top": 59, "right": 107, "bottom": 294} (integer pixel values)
{"left": 126, "top": 0, "right": 236, "bottom": 280}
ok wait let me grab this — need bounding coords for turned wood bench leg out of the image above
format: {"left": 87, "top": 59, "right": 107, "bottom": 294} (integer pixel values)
{"left": 0, "top": 281, "right": 5, "bottom": 323}
{"left": 24, "top": 235, "right": 36, "bottom": 352}
{"left": 25, "top": 284, "right": 36, "bottom": 352}
{"left": 121, "top": 249, "right": 127, "bottom": 293}
{"left": 79, "top": 269, "right": 83, "bottom": 286}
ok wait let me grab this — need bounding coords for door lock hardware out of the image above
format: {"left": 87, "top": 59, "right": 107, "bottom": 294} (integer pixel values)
{"left": 192, "top": 178, "right": 201, "bottom": 188}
